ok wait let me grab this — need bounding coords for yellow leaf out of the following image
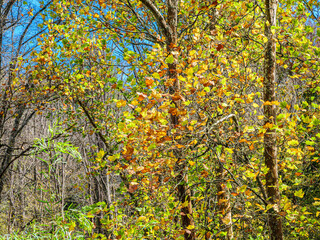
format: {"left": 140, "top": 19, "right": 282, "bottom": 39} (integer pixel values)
{"left": 239, "top": 185, "right": 247, "bottom": 193}
{"left": 186, "top": 225, "right": 195, "bottom": 230}
{"left": 252, "top": 103, "right": 259, "bottom": 108}
{"left": 97, "top": 149, "right": 104, "bottom": 159}
{"left": 288, "top": 140, "right": 299, "bottom": 146}
{"left": 264, "top": 122, "right": 273, "bottom": 129}
{"left": 294, "top": 189, "right": 304, "bottom": 198}
{"left": 138, "top": 216, "right": 147, "bottom": 222}
{"left": 182, "top": 201, "right": 189, "bottom": 207}
{"left": 116, "top": 100, "right": 126, "bottom": 107}
{"left": 256, "top": 203, "right": 264, "bottom": 211}
{"left": 189, "top": 160, "right": 195, "bottom": 166}
{"left": 131, "top": 99, "right": 139, "bottom": 106}
{"left": 69, "top": 221, "right": 76, "bottom": 232}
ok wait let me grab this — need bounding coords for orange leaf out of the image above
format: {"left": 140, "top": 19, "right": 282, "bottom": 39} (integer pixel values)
{"left": 245, "top": 189, "right": 252, "bottom": 196}
{"left": 264, "top": 122, "right": 273, "bottom": 129}
{"left": 279, "top": 211, "right": 287, "bottom": 216}
{"left": 137, "top": 92, "right": 147, "bottom": 101}
{"left": 146, "top": 78, "right": 154, "bottom": 87}
{"left": 168, "top": 108, "right": 177, "bottom": 115}
{"left": 172, "top": 93, "right": 182, "bottom": 101}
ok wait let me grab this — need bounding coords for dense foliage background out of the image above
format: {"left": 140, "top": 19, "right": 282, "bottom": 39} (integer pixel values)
{"left": 0, "top": 0, "right": 319, "bottom": 239}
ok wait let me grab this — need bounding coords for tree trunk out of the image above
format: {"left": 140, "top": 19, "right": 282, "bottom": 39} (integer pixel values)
{"left": 139, "top": 0, "right": 195, "bottom": 238}
{"left": 263, "top": 0, "right": 283, "bottom": 239}
{"left": 167, "top": 1, "right": 195, "bottom": 239}
{"left": 216, "top": 159, "right": 233, "bottom": 239}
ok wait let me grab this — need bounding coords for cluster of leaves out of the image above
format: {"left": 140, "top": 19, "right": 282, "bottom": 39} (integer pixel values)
{"left": 5, "top": 0, "right": 320, "bottom": 239}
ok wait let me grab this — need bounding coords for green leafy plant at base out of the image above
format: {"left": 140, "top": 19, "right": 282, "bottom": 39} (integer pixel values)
{"left": 0, "top": 207, "right": 95, "bottom": 240}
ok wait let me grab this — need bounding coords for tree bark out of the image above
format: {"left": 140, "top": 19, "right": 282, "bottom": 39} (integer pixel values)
{"left": 166, "top": 1, "right": 195, "bottom": 239}
{"left": 216, "top": 158, "right": 233, "bottom": 239}
{"left": 263, "top": 0, "right": 283, "bottom": 239}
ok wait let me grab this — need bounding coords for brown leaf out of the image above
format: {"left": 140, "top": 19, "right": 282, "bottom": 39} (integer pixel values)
{"left": 128, "top": 184, "right": 138, "bottom": 193}
{"left": 216, "top": 44, "right": 224, "bottom": 51}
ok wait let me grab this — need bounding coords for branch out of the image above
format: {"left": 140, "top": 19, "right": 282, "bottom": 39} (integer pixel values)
{"left": 140, "top": 0, "right": 172, "bottom": 41}
{"left": 125, "top": 0, "right": 159, "bottom": 43}
{"left": 1, "top": 0, "right": 16, "bottom": 23}
{"left": 77, "top": 99, "right": 109, "bottom": 152}
{"left": 208, "top": 114, "right": 239, "bottom": 133}
{"left": 16, "top": 0, "right": 53, "bottom": 58}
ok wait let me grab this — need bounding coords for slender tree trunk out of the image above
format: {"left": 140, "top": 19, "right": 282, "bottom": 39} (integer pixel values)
{"left": 0, "top": 105, "right": 25, "bottom": 199}
{"left": 263, "top": 0, "right": 283, "bottom": 239}
{"left": 216, "top": 159, "right": 233, "bottom": 239}
{"left": 61, "top": 156, "right": 65, "bottom": 221}
{"left": 167, "top": 1, "right": 195, "bottom": 239}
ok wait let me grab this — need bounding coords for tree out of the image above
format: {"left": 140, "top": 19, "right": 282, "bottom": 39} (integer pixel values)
{"left": 263, "top": 0, "right": 283, "bottom": 239}
{"left": 0, "top": 0, "right": 53, "bottom": 200}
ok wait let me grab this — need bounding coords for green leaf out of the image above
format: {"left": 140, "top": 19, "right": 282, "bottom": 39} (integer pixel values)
{"left": 165, "top": 54, "right": 175, "bottom": 64}
{"left": 305, "top": 140, "right": 315, "bottom": 146}
{"left": 280, "top": 101, "right": 287, "bottom": 108}
{"left": 288, "top": 140, "right": 299, "bottom": 146}
{"left": 294, "top": 189, "right": 304, "bottom": 198}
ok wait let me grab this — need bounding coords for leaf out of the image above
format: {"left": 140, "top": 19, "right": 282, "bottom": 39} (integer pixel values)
{"left": 97, "top": 149, "right": 104, "bottom": 159}
{"left": 145, "top": 78, "right": 154, "bottom": 87}
{"left": 138, "top": 216, "right": 147, "bottom": 222}
{"left": 116, "top": 100, "right": 126, "bottom": 107}
{"left": 288, "top": 140, "right": 299, "bottom": 146}
{"left": 252, "top": 103, "right": 259, "bottom": 108}
{"left": 189, "top": 160, "right": 195, "bottom": 166}
{"left": 305, "top": 140, "right": 315, "bottom": 146}
{"left": 69, "top": 221, "right": 76, "bottom": 232}
{"left": 128, "top": 184, "right": 138, "bottom": 193}
{"left": 165, "top": 54, "right": 175, "bottom": 64}
{"left": 245, "top": 189, "right": 252, "bottom": 196}
{"left": 294, "top": 189, "right": 304, "bottom": 198}
{"left": 239, "top": 185, "right": 247, "bottom": 193}
{"left": 186, "top": 225, "right": 195, "bottom": 230}
{"left": 263, "top": 101, "right": 279, "bottom": 106}
{"left": 216, "top": 44, "right": 224, "bottom": 51}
